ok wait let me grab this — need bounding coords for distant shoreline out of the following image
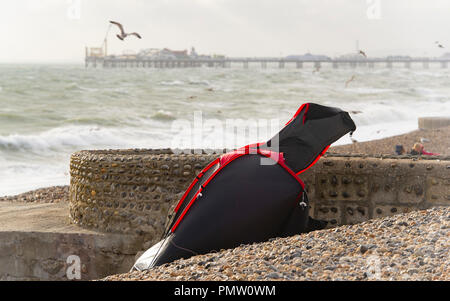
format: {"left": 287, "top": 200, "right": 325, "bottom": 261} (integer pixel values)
{"left": 331, "top": 125, "right": 449, "bottom": 156}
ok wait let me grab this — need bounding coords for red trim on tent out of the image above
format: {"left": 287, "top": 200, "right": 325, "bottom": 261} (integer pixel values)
{"left": 284, "top": 103, "right": 309, "bottom": 127}
{"left": 296, "top": 145, "right": 330, "bottom": 176}
{"left": 171, "top": 153, "right": 245, "bottom": 232}
{"left": 171, "top": 103, "right": 317, "bottom": 233}
{"left": 220, "top": 145, "right": 282, "bottom": 166}
{"left": 303, "top": 103, "right": 310, "bottom": 124}
{"left": 173, "top": 158, "right": 220, "bottom": 213}
{"left": 171, "top": 149, "right": 305, "bottom": 233}
{"left": 277, "top": 158, "right": 305, "bottom": 190}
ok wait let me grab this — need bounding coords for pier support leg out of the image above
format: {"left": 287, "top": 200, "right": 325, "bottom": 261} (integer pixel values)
{"left": 279, "top": 61, "right": 285, "bottom": 69}
{"left": 296, "top": 62, "right": 303, "bottom": 69}
{"left": 314, "top": 62, "right": 321, "bottom": 69}
{"left": 441, "top": 62, "right": 448, "bottom": 68}
{"left": 261, "top": 62, "right": 267, "bottom": 69}
{"left": 332, "top": 62, "right": 338, "bottom": 69}
{"left": 387, "top": 62, "right": 393, "bottom": 68}
{"left": 369, "top": 62, "right": 374, "bottom": 68}
{"left": 243, "top": 61, "right": 249, "bottom": 69}
{"left": 405, "top": 62, "right": 411, "bottom": 68}
{"left": 423, "top": 62, "right": 429, "bottom": 69}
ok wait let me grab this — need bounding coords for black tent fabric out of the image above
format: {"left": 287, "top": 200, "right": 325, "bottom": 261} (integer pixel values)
{"left": 261, "top": 103, "right": 356, "bottom": 174}
{"left": 132, "top": 103, "right": 356, "bottom": 270}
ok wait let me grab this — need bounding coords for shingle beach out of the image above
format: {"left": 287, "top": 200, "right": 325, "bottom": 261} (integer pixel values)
{"left": 102, "top": 127, "right": 449, "bottom": 281}
{"left": 103, "top": 207, "right": 449, "bottom": 281}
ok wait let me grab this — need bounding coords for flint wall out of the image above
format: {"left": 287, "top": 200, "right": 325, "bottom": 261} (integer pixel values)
{"left": 69, "top": 150, "right": 450, "bottom": 238}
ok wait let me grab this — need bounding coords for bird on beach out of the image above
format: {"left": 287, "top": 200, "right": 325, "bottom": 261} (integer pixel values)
{"left": 110, "top": 21, "right": 142, "bottom": 41}
{"left": 359, "top": 50, "right": 367, "bottom": 58}
{"left": 345, "top": 75, "right": 356, "bottom": 87}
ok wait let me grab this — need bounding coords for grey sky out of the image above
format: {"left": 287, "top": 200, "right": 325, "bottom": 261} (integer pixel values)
{"left": 1, "top": 0, "right": 450, "bottom": 63}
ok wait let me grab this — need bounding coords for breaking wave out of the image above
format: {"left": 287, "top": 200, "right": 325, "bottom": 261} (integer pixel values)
{"left": 0, "top": 126, "right": 134, "bottom": 153}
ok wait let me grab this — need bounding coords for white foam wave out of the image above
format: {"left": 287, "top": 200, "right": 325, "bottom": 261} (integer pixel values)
{"left": 151, "top": 110, "right": 176, "bottom": 121}
{"left": 188, "top": 79, "right": 211, "bottom": 86}
{"left": 339, "top": 100, "right": 450, "bottom": 128}
{"left": 0, "top": 161, "right": 69, "bottom": 197}
{"left": 0, "top": 126, "right": 137, "bottom": 153}
{"left": 160, "top": 80, "right": 185, "bottom": 86}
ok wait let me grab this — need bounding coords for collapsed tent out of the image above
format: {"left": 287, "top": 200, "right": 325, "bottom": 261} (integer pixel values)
{"left": 133, "top": 103, "right": 356, "bottom": 271}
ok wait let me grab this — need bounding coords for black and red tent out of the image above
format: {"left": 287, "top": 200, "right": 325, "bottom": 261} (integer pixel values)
{"left": 133, "top": 103, "right": 356, "bottom": 270}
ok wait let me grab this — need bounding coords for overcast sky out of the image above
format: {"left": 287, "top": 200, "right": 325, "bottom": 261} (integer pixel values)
{"left": 1, "top": 0, "right": 450, "bottom": 63}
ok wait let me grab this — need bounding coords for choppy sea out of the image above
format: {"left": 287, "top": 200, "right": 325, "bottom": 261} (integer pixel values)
{"left": 1, "top": 64, "right": 449, "bottom": 196}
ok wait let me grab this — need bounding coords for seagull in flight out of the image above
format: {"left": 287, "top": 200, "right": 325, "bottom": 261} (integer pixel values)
{"left": 350, "top": 132, "right": 358, "bottom": 144}
{"left": 435, "top": 41, "right": 444, "bottom": 48}
{"left": 345, "top": 75, "right": 356, "bottom": 87}
{"left": 110, "top": 21, "right": 142, "bottom": 41}
{"left": 359, "top": 50, "right": 367, "bottom": 58}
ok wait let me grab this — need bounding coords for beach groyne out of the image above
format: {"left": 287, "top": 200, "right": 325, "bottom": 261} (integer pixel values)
{"left": 69, "top": 149, "right": 450, "bottom": 240}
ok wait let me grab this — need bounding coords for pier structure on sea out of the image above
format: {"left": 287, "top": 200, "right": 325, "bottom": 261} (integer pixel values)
{"left": 85, "top": 55, "right": 450, "bottom": 69}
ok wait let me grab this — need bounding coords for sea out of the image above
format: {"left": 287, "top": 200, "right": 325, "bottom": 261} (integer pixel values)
{"left": 1, "top": 63, "right": 450, "bottom": 196}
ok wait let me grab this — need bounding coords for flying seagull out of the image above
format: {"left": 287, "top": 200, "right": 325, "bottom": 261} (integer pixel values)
{"left": 435, "top": 41, "right": 444, "bottom": 48}
{"left": 359, "top": 50, "right": 367, "bottom": 58}
{"left": 110, "top": 21, "right": 142, "bottom": 41}
{"left": 345, "top": 75, "right": 356, "bottom": 88}
{"left": 350, "top": 132, "right": 358, "bottom": 144}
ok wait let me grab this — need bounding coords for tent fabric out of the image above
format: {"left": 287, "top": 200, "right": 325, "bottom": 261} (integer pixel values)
{"left": 132, "top": 103, "right": 357, "bottom": 270}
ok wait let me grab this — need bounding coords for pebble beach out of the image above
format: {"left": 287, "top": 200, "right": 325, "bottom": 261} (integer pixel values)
{"left": 102, "top": 126, "right": 449, "bottom": 281}
{"left": 104, "top": 206, "right": 449, "bottom": 281}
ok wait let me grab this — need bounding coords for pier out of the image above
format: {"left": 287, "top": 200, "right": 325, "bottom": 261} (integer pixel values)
{"left": 85, "top": 56, "right": 450, "bottom": 69}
